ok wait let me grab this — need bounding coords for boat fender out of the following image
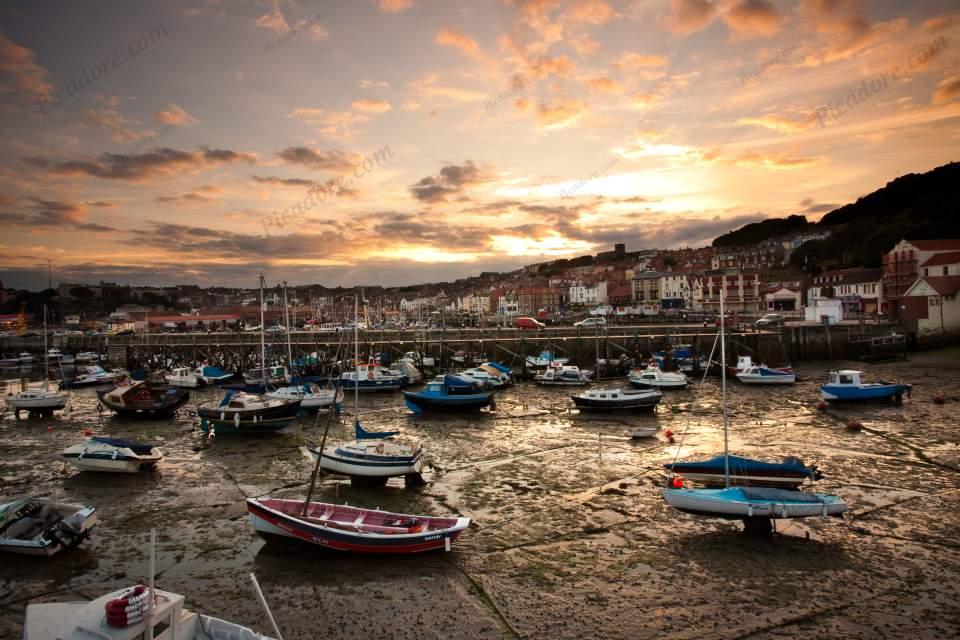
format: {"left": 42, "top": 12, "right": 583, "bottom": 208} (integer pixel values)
{"left": 816, "top": 400, "right": 827, "bottom": 411}
{"left": 235, "top": 412, "right": 241, "bottom": 427}
{"left": 670, "top": 477, "right": 682, "bottom": 489}
{"left": 846, "top": 420, "right": 862, "bottom": 431}
{"left": 933, "top": 393, "right": 946, "bottom": 405}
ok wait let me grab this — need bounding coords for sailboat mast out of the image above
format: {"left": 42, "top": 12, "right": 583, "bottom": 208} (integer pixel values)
{"left": 283, "top": 281, "right": 293, "bottom": 374}
{"left": 354, "top": 293, "right": 359, "bottom": 410}
{"left": 719, "top": 280, "right": 730, "bottom": 488}
{"left": 260, "top": 273, "right": 267, "bottom": 388}
{"left": 43, "top": 304, "right": 50, "bottom": 391}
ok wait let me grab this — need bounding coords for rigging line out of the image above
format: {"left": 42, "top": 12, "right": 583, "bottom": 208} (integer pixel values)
{"left": 666, "top": 330, "right": 721, "bottom": 471}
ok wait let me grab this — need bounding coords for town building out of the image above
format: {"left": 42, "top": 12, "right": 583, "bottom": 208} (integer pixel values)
{"left": 658, "top": 273, "right": 689, "bottom": 309}
{"left": 691, "top": 272, "right": 762, "bottom": 312}
{"left": 882, "top": 239, "right": 960, "bottom": 318}
{"left": 808, "top": 268, "right": 884, "bottom": 315}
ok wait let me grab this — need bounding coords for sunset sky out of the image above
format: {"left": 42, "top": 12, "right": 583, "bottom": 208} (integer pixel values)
{"left": 1, "top": 0, "right": 958, "bottom": 290}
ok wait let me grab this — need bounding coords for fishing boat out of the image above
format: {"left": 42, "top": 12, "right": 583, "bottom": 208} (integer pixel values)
{"left": 165, "top": 366, "right": 205, "bottom": 388}
{"left": 820, "top": 370, "right": 912, "bottom": 402}
{"left": 339, "top": 363, "right": 403, "bottom": 392}
{"left": 526, "top": 351, "right": 569, "bottom": 368}
{"left": 403, "top": 375, "right": 494, "bottom": 412}
{"left": 197, "top": 391, "right": 301, "bottom": 434}
{"left": 728, "top": 355, "right": 793, "bottom": 378}
{"left": 5, "top": 306, "right": 68, "bottom": 417}
{"left": 65, "top": 365, "right": 127, "bottom": 388}
{"left": 664, "top": 455, "right": 822, "bottom": 488}
{"left": 266, "top": 382, "right": 343, "bottom": 410}
{"left": 534, "top": 364, "right": 591, "bottom": 386}
{"left": 62, "top": 437, "right": 163, "bottom": 473}
{"left": 23, "top": 531, "right": 276, "bottom": 639}
{"left": 97, "top": 381, "right": 190, "bottom": 417}
{"left": 628, "top": 366, "right": 688, "bottom": 389}
{"left": 662, "top": 288, "right": 847, "bottom": 531}
{"left": 0, "top": 497, "right": 97, "bottom": 556}
{"left": 246, "top": 498, "right": 470, "bottom": 554}
{"left": 736, "top": 365, "right": 796, "bottom": 385}
{"left": 309, "top": 419, "right": 424, "bottom": 479}
{"left": 571, "top": 387, "right": 662, "bottom": 411}
{"left": 243, "top": 365, "right": 290, "bottom": 386}
{"left": 193, "top": 364, "right": 234, "bottom": 384}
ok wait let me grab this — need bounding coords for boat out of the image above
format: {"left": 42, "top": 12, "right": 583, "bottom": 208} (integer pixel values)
{"left": 193, "top": 364, "right": 234, "bottom": 384}
{"left": 0, "top": 353, "right": 19, "bottom": 368}
{"left": 481, "top": 361, "right": 514, "bottom": 385}
{"left": 246, "top": 498, "right": 470, "bottom": 554}
{"left": 5, "top": 306, "right": 68, "bottom": 417}
{"left": 664, "top": 454, "right": 822, "bottom": 488}
{"left": 97, "top": 380, "right": 190, "bottom": 417}
{"left": 0, "top": 497, "right": 97, "bottom": 556}
{"left": 662, "top": 288, "right": 847, "bottom": 530}
{"left": 403, "top": 375, "right": 494, "bottom": 413}
{"left": 243, "top": 365, "right": 290, "bottom": 386}
{"left": 820, "top": 370, "right": 912, "bottom": 402}
{"left": 266, "top": 382, "right": 343, "bottom": 410}
{"left": 526, "top": 350, "right": 569, "bottom": 368}
{"left": 47, "top": 348, "right": 74, "bottom": 364}
{"left": 736, "top": 365, "right": 796, "bottom": 385}
{"left": 401, "top": 351, "right": 435, "bottom": 367}
{"left": 18, "top": 351, "right": 34, "bottom": 364}
{"left": 339, "top": 363, "right": 403, "bottom": 392}
{"left": 62, "top": 436, "right": 163, "bottom": 473}
{"left": 75, "top": 351, "right": 101, "bottom": 363}
{"left": 631, "top": 426, "right": 659, "bottom": 438}
{"left": 433, "top": 372, "right": 488, "bottom": 393}
{"left": 23, "top": 531, "right": 275, "bottom": 638}
{"left": 534, "top": 364, "right": 591, "bottom": 386}
{"left": 460, "top": 366, "right": 507, "bottom": 388}
{"left": 165, "top": 366, "right": 205, "bottom": 388}
{"left": 198, "top": 391, "right": 302, "bottom": 434}
{"left": 309, "top": 419, "right": 424, "bottom": 479}
{"left": 65, "top": 365, "right": 127, "bottom": 388}
{"left": 571, "top": 387, "right": 662, "bottom": 411}
{"left": 392, "top": 359, "right": 423, "bottom": 384}
{"left": 628, "top": 366, "right": 688, "bottom": 389}
{"left": 728, "top": 355, "right": 793, "bottom": 378}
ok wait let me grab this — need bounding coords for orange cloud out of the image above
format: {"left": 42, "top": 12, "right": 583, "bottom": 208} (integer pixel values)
{"left": 253, "top": 0, "right": 290, "bottom": 34}
{"left": 351, "top": 98, "right": 392, "bottom": 113}
{"left": 722, "top": 0, "right": 784, "bottom": 40}
{"left": 664, "top": 0, "right": 717, "bottom": 35}
{"left": 436, "top": 27, "right": 481, "bottom": 59}
{"left": 288, "top": 107, "right": 370, "bottom": 140}
{"left": 154, "top": 103, "right": 199, "bottom": 126}
{"left": 531, "top": 54, "right": 576, "bottom": 78}
{"left": 0, "top": 33, "right": 53, "bottom": 103}
{"left": 536, "top": 99, "right": 587, "bottom": 129}
{"left": 587, "top": 76, "right": 621, "bottom": 93}
{"left": 933, "top": 75, "right": 960, "bottom": 105}
{"left": 734, "top": 152, "right": 820, "bottom": 169}
{"left": 375, "top": 0, "right": 413, "bottom": 13}
{"left": 736, "top": 113, "right": 819, "bottom": 133}
{"left": 922, "top": 14, "right": 960, "bottom": 32}
{"left": 616, "top": 52, "right": 669, "bottom": 69}
{"left": 566, "top": 0, "right": 617, "bottom": 25}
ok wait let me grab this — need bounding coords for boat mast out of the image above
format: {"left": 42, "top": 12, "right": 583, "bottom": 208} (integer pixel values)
{"left": 719, "top": 279, "right": 729, "bottom": 488}
{"left": 260, "top": 273, "right": 267, "bottom": 388}
{"left": 283, "top": 281, "right": 293, "bottom": 375}
{"left": 42, "top": 304, "right": 49, "bottom": 391}
{"left": 354, "top": 292, "right": 360, "bottom": 411}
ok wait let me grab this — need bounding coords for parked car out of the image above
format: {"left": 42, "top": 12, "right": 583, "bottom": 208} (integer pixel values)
{"left": 755, "top": 313, "right": 785, "bottom": 327}
{"left": 574, "top": 317, "right": 607, "bottom": 328}
{"left": 515, "top": 317, "right": 545, "bottom": 330}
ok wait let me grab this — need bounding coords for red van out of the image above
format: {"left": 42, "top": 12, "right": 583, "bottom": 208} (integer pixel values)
{"left": 515, "top": 317, "right": 545, "bottom": 330}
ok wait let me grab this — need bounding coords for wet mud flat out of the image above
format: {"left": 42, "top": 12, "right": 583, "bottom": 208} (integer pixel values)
{"left": 1, "top": 348, "right": 959, "bottom": 639}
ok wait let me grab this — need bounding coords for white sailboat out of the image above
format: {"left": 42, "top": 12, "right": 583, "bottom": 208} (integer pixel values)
{"left": 662, "top": 287, "right": 848, "bottom": 531}
{"left": 5, "top": 305, "right": 67, "bottom": 417}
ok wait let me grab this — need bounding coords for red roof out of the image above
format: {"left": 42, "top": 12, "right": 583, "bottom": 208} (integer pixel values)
{"left": 908, "top": 239, "right": 960, "bottom": 251}
{"left": 907, "top": 276, "right": 960, "bottom": 296}
{"left": 920, "top": 251, "right": 960, "bottom": 267}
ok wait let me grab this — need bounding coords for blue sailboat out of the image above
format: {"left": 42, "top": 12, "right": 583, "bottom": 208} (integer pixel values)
{"left": 664, "top": 455, "right": 821, "bottom": 488}
{"left": 403, "top": 375, "right": 494, "bottom": 414}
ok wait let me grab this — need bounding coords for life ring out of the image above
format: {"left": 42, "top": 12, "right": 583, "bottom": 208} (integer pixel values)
{"left": 105, "top": 585, "right": 154, "bottom": 627}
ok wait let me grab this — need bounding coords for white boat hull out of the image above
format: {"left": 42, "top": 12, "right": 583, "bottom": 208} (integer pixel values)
{"left": 662, "top": 488, "right": 848, "bottom": 519}
{"left": 5, "top": 394, "right": 67, "bottom": 410}
{"left": 736, "top": 373, "right": 796, "bottom": 385}
{"left": 310, "top": 447, "right": 423, "bottom": 478}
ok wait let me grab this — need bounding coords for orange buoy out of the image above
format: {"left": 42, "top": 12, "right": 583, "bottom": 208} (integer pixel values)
{"left": 816, "top": 401, "right": 827, "bottom": 411}
{"left": 664, "top": 429, "right": 674, "bottom": 438}
{"left": 933, "top": 393, "right": 946, "bottom": 405}
{"left": 83, "top": 428, "right": 94, "bottom": 436}
{"left": 671, "top": 477, "right": 683, "bottom": 489}
{"left": 846, "top": 420, "right": 863, "bottom": 431}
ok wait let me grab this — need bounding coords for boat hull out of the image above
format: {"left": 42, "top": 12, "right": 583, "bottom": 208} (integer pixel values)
{"left": 402, "top": 391, "right": 492, "bottom": 412}
{"left": 62, "top": 455, "right": 159, "bottom": 473}
{"left": 571, "top": 395, "right": 660, "bottom": 411}
{"left": 97, "top": 389, "right": 189, "bottom": 418}
{"left": 246, "top": 498, "right": 469, "bottom": 554}
{"left": 197, "top": 399, "right": 302, "bottom": 433}
{"left": 310, "top": 447, "right": 424, "bottom": 477}
{"left": 628, "top": 378, "right": 688, "bottom": 390}
{"left": 820, "top": 383, "right": 910, "bottom": 401}
{"left": 5, "top": 395, "right": 67, "bottom": 410}
{"left": 339, "top": 379, "right": 403, "bottom": 392}
{"left": 0, "top": 500, "right": 97, "bottom": 556}
{"left": 736, "top": 373, "right": 796, "bottom": 385}
{"left": 662, "top": 487, "right": 847, "bottom": 520}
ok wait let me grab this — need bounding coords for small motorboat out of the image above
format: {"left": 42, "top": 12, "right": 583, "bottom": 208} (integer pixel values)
{"left": 392, "top": 359, "right": 423, "bottom": 384}
{"left": 266, "top": 383, "right": 343, "bottom": 410}
{"left": 97, "top": 381, "right": 189, "bottom": 417}
{"left": 665, "top": 455, "right": 822, "bottom": 488}
{"left": 0, "top": 497, "right": 97, "bottom": 556}
{"left": 62, "top": 437, "right": 163, "bottom": 473}
{"left": 309, "top": 419, "right": 423, "bottom": 479}
{"left": 526, "top": 351, "right": 569, "bottom": 368}
{"left": 535, "top": 365, "right": 591, "bottom": 386}
{"left": 820, "top": 370, "right": 912, "bottom": 402}
{"left": 571, "top": 387, "right": 662, "bottom": 411}
{"left": 243, "top": 365, "right": 290, "bottom": 386}
{"left": 339, "top": 363, "right": 403, "bottom": 392}
{"left": 65, "top": 365, "right": 127, "bottom": 388}
{"left": 628, "top": 366, "right": 688, "bottom": 389}
{"left": 197, "top": 391, "right": 301, "bottom": 434}
{"left": 194, "top": 365, "right": 234, "bottom": 384}
{"left": 663, "top": 486, "right": 848, "bottom": 520}
{"left": 727, "top": 355, "right": 793, "bottom": 378}
{"left": 736, "top": 365, "right": 796, "bottom": 385}
{"left": 24, "top": 577, "right": 273, "bottom": 639}
{"left": 403, "top": 376, "right": 493, "bottom": 413}
{"left": 165, "top": 366, "right": 205, "bottom": 388}
{"left": 5, "top": 387, "right": 67, "bottom": 417}
{"left": 246, "top": 498, "right": 470, "bottom": 554}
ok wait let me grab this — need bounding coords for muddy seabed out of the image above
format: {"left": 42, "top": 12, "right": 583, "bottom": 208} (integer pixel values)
{"left": 2, "top": 348, "right": 959, "bottom": 639}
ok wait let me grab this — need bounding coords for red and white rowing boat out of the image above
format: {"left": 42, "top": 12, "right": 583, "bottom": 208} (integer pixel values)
{"left": 246, "top": 498, "right": 470, "bottom": 554}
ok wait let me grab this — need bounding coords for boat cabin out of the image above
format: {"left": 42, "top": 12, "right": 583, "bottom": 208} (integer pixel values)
{"left": 826, "top": 370, "right": 863, "bottom": 386}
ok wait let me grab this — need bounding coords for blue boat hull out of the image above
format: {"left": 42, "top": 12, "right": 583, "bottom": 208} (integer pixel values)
{"left": 403, "top": 391, "right": 492, "bottom": 412}
{"left": 820, "top": 383, "right": 910, "bottom": 401}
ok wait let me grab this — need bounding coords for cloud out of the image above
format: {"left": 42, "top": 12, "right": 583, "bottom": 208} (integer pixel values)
{"left": 664, "top": 0, "right": 718, "bottom": 35}
{"left": 287, "top": 107, "right": 370, "bottom": 139}
{"left": 736, "top": 112, "right": 819, "bottom": 133}
{"left": 0, "top": 33, "right": 52, "bottom": 103}
{"left": 408, "top": 160, "right": 494, "bottom": 203}
{"left": 1, "top": 197, "right": 115, "bottom": 232}
{"left": 536, "top": 99, "right": 587, "bottom": 129}
{"left": 275, "top": 147, "right": 362, "bottom": 171}
{"left": 722, "top": 0, "right": 784, "bottom": 39}
{"left": 351, "top": 98, "right": 392, "bottom": 113}
{"left": 22, "top": 147, "right": 256, "bottom": 181}
{"left": 932, "top": 75, "right": 960, "bottom": 105}
{"left": 154, "top": 104, "right": 199, "bottom": 126}
{"left": 922, "top": 14, "right": 960, "bottom": 32}
{"left": 615, "top": 52, "right": 669, "bottom": 69}
{"left": 566, "top": 0, "right": 617, "bottom": 25}
{"left": 79, "top": 95, "right": 139, "bottom": 142}
{"left": 407, "top": 73, "right": 487, "bottom": 104}
{"left": 436, "top": 27, "right": 481, "bottom": 59}
{"left": 530, "top": 55, "right": 576, "bottom": 78}
{"left": 734, "top": 152, "right": 821, "bottom": 169}
{"left": 375, "top": 0, "right": 413, "bottom": 13}
{"left": 251, "top": 175, "right": 317, "bottom": 187}
{"left": 587, "top": 76, "right": 621, "bottom": 93}
{"left": 253, "top": 0, "right": 290, "bottom": 34}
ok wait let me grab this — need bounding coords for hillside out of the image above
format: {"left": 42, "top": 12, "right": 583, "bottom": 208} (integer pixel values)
{"left": 712, "top": 215, "right": 810, "bottom": 248}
